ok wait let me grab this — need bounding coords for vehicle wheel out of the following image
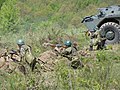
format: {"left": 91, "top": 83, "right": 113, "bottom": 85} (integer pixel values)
{"left": 99, "top": 22, "right": 120, "bottom": 44}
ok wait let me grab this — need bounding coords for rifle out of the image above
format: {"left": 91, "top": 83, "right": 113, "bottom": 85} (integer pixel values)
{"left": 43, "top": 43, "right": 67, "bottom": 48}
{"left": 9, "top": 49, "right": 19, "bottom": 56}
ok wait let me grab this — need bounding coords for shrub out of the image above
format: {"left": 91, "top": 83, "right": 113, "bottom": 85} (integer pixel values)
{"left": 0, "top": 0, "right": 20, "bottom": 34}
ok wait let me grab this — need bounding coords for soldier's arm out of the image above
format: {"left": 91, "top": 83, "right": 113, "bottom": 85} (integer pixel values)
{"left": 20, "top": 47, "right": 26, "bottom": 56}
{"left": 42, "top": 43, "right": 54, "bottom": 47}
{"left": 100, "top": 37, "right": 106, "bottom": 40}
{"left": 61, "top": 48, "right": 69, "bottom": 55}
{"left": 60, "top": 51, "right": 72, "bottom": 61}
{"left": 9, "top": 49, "right": 19, "bottom": 55}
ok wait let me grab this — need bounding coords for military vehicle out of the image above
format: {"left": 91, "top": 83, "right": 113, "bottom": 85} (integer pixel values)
{"left": 82, "top": 5, "right": 120, "bottom": 44}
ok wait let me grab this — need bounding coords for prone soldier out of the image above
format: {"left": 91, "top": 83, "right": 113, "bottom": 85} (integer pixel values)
{"left": 61, "top": 40, "right": 84, "bottom": 69}
{"left": 45, "top": 40, "right": 84, "bottom": 69}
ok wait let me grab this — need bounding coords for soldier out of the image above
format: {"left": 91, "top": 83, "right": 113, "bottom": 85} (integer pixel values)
{"left": 44, "top": 40, "right": 84, "bottom": 69}
{"left": 88, "top": 30, "right": 107, "bottom": 51}
{"left": 92, "top": 30, "right": 107, "bottom": 50}
{"left": 88, "top": 31, "right": 98, "bottom": 51}
{"left": 16, "top": 39, "right": 36, "bottom": 74}
{"left": 60, "top": 40, "right": 84, "bottom": 69}
{"left": 43, "top": 42, "right": 65, "bottom": 56}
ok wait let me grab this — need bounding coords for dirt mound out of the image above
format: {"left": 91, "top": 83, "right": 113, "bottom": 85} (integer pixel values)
{"left": 0, "top": 48, "right": 7, "bottom": 57}
{"left": 38, "top": 50, "right": 58, "bottom": 71}
{"left": 38, "top": 50, "right": 57, "bottom": 63}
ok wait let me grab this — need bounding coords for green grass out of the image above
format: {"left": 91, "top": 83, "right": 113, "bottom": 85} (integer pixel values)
{"left": 0, "top": 28, "right": 120, "bottom": 90}
{"left": 0, "top": 0, "right": 120, "bottom": 90}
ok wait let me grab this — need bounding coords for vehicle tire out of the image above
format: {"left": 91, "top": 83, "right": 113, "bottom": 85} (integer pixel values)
{"left": 99, "top": 22, "right": 120, "bottom": 44}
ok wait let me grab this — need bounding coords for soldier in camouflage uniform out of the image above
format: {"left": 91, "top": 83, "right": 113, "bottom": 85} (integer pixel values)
{"left": 43, "top": 40, "right": 84, "bottom": 69}
{"left": 89, "top": 31, "right": 98, "bottom": 51}
{"left": 61, "top": 40, "right": 84, "bottom": 69}
{"left": 89, "top": 30, "right": 106, "bottom": 51}
{"left": 94, "top": 31, "right": 107, "bottom": 50}
{"left": 17, "top": 39, "right": 36, "bottom": 74}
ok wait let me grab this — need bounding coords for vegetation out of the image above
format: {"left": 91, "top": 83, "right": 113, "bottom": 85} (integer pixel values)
{"left": 0, "top": 0, "right": 120, "bottom": 90}
{"left": 0, "top": 0, "right": 20, "bottom": 34}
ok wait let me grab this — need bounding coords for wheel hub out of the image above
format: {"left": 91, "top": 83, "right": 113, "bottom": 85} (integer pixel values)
{"left": 106, "top": 31, "right": 115, "bottom": 40}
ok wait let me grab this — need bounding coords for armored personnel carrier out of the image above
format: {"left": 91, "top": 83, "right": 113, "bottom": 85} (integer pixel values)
{"left": 82, "top": 5, "right": 120, "bottom": 44}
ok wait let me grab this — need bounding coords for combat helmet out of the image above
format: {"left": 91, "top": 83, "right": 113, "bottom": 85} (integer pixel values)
{"left": 17, "top": 39, "right": 25, "bottom": 45}
{"left": 64, "top": 40, "right": 72, "bottom": 47}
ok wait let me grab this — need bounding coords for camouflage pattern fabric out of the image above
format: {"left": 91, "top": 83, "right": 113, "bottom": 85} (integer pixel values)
{"left": 61, "top": 47, "right": 84, "bottom": 69}
{"left": 19, "top": 45, "right": 35, "bottom": 73}
{"left": 89, "top": 30, "right": 106, "bottom": 50}
{"left": 94, "top": 31, "right": 106, "bottom": 50}
{"left": 61, "top": 47, "right": 77, "bottom": 56}
{"left": 20, "top": 45, "right": 34, "bottom": 64}
{"left": 94, "top": 37, "right": 106, "bottom": 50}
{"left": 89, "top": 31, "right": 98, "bottom": 51}
{"left": 0, "top": 46, "right": 36, "bottom": 74}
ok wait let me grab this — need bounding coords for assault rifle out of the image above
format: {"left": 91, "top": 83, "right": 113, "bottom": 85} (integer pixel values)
{"left": 9, "top": 49, "right": 19, "bottom": 55}
{"left": 43, "top": 43, "right": 67, "bottom": 48}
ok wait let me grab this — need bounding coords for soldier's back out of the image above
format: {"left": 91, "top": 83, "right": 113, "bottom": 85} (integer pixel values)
{"left": 20, "top": 45, "right": 34, "bottom": 64}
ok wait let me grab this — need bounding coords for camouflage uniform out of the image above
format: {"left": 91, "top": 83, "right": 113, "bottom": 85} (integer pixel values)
{"left": 89, "top": 31, "right": 98, "bottom": 51}
{"left": 89, "top": 30, "right": 106, "bottom": 50}
{"left": 61, "top": 46, "right": 84, "bottom": 69}
{"left": 18, "top": 45, "right": 36, "bottom": 73}
{"left": 44, "top": 41, "right": 84, "bottom": 69}
{"left": 93, "top": 30, "right": 107, "bottom": 50}
{"left": 19, "top": 45, "right": 34, "bottom": 64}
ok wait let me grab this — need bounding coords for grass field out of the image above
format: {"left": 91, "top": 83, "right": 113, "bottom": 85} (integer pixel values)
{"left": 0, "top": 28, "right": 120, "bottom": 90}
{"left": 0, "top": 0, "right": 120, "bottom": 90}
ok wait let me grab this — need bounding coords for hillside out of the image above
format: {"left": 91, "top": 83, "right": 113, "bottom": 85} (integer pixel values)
{"left": 17, "top": 0, "right": 120, "bottom": 30}
{"left": 0, "top": 0, "right": 120, "bottom": 90}
{"left": 1, "top": 0, "right": 120, "bottom": 33}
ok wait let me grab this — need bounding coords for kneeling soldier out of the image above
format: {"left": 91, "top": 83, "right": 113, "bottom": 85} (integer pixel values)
{"left": 17, "top": 39, "right": 36, "bottom": 74}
